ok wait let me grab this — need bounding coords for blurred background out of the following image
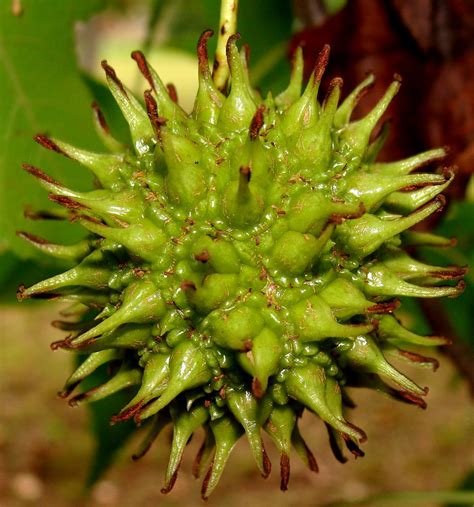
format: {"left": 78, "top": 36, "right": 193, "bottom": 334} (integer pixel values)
{"left": 0, "top": 1, "right": 473, "bottom": 505}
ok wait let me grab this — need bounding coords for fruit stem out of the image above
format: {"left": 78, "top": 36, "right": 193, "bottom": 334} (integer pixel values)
{"left": 213, "top": 0, "right": 239, "bottom": 91}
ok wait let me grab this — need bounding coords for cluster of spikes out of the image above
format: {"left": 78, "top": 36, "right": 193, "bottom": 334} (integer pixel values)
{"left": 18, "top": 30, "right": 466, "bottom": 498}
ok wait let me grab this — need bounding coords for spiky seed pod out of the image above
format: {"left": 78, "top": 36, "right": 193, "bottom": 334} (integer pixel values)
{"left": 18, "top": 31, "right": 466, "bottom": 498}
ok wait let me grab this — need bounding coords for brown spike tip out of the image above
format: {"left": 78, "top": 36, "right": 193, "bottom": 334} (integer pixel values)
{"left": 249, "top": 105, "right": 265, "bottom": 140}
{"left": 101, "top": 60, "right": 126, "bottom": 95}
{"left": 22, "top": 163, "right": 62, "bottom": 187}
{"left": 34, "top": 134, "right": 70, "bottom": 158}
{"left": 314, "top": 44, "right": 331, "bottom": 83}
{"left": 131, "top": 51, "right": 155, "bottom": 91}
{"left": 197, "top": 30, "right": 214, "bottom": 74}
{"left": 279, "top": 453, "right": 290, "bottom": 491}
{"left": 92, "top": 102, "right": 110, "bottom": 134}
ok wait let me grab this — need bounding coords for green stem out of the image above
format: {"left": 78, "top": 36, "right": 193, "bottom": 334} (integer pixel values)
{"left": 213, "top": 0, "right": 239, "bottom": 91}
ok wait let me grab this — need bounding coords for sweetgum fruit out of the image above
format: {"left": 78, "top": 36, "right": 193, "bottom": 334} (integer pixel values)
{"left": 17, "top": 30, "right": 466, "bottom": 498}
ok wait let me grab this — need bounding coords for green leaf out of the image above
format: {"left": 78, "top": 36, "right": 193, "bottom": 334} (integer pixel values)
{"left": 74, "top": 359, "right": 138, "bottom": 488}
{"left": 420, "top": 201, "right": 474, "bottom": 348}
{"left": 0, "top": 0, "right": 107, "bottom": 259}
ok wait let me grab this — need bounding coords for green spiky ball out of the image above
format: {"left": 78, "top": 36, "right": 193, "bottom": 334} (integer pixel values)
{"left": 18, "top": 31, "right": 465, "bottom": 498}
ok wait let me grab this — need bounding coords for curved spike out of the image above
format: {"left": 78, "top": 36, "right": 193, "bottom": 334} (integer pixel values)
{"left": 290, "top": 295, "right": 374, "bottom": 342}
{"left": 285, "top": 363, "right": 365, "bottom": 442}
{"left": 218, "top": 34, "right": 257, "bottom": 132}
{"left": 377, "top": 315, "right": 450, "bottom": 347}
{"left": 401, "top": 231, "right": 456, "bottom": 248}
{"left": 78, "top": 216, "right": 166, "bottom": 262}
{"left": 379, "top": 249, "right": 467, "bottom": 282}
{"left": 319, "top": 276, "right": 393, "bottom": 320}
{"left": 296, "top": 77, "right": 343, "bottom": 172}
{"left": 132, "top": 411, "right": 171, "bottom": 461}
{"left": 346, "top": 170, "right": 448, "bottom": 213}
{"left": 201, "top": 415, "right": 244, "bottom": 499}
{"left": 292, "top": 421, "right": 319, "bottom": 471}
{"left": 384, "top": 169, "right": 454, "bottom": 213}
{"left": 91, "top": 101, "right": 125, "bottom": 153}
{"left": 136, "top": 340, "right": 211, "bottom": 421}
{"left": 336, "top": 196, "right": 447, "bottom": 258}
{"left": 193, "top": 30, "right": 224, "bottom": 124}
{"left": 336, "top": 335, "right": 427, "bottom": 396}
{"left": 34, "top": 134, "right": 126, "bottom": 189}
{"left": 161, "top": 404, "right": 209, "bottom": 494}
{"left": 193, "top": 426, "right": 215, "bottom": 479}
{"left": 16, "top": 231, "right": 92, "bottom": 261}
{"left": 338, "top": 77, "right": 401, "bottom": 166}
{"left": 68, "top": 363, "right": 142, "bottom": 406}
{"left": 59, "top": 349, "right": 123, "bottom": 398}
{"left": 69, "top": 281, "right": 166, "bottom": 346}
{"left": 101, "top": 60, "right": 154, "bottom": 154}
{"left": 371, "top": 147, "right": 447, "bottom": 176}
{"left": 226, "top": 387, "right": 271, "bottom": 478}
{"left": 18, "top": 250, "right": 112, "bottom": 298}
{"left": 111, "top": 352, "right": 170, "bottom": 423}
{"left": 362, "top": 263, "right": 465, "bottom": 299}
{"left": 275, "top": 47, "right": 304, "bottom": 109}
{"left": 74, "top": 323, "right": 154, "bottom": 353}
{"left": 334, "top": 73, "right": 374, "bottom": 128}
{"left": 223, "top": 165, "right": 264, "bottom": 227}
{"left": 264, "top": 404, "right": 297, "bottom": 490}
{"left": 160, "top": 129, "right": 207, "bottom": 208}
{"left": 281, "top": 45, "right": 330, "bottom": 135}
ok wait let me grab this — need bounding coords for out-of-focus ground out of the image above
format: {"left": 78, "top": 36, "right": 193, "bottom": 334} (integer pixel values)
{"left": 0, "top": 304, "right": 473, "bottom": 507}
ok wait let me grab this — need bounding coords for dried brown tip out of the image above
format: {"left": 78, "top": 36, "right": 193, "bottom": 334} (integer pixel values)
{"left": 326, "top": 424, "right": 346, "bottom": 464}
{"left": 392, "top": 389, "right": 428, "bottom": 409}
{"left": 161, "top": 467, "right": 180, "bottom": 494}
{"left": 192, "top": 436, "right": 209, "bottom": 479}
{"left": 48, "top": 194, "right": 86, "bottom": 210}
{"left": 144, "top": 90, "right": 165, "bottom": 138}
{"left": 261, "top": 443, "right": 272, "bottom": 478}
{"left": 194, "top": 250, "right": 210, "bottom": 263}
{"left": 131, "top": 51, "right": 154, "bottom": 91}
{"left": 429, "top": 266, "right": 468, "bottom": 280}
{"left": 314, "top": 44, "right": 331, "bottom": 83}
{"left": 24, "top": 206, "right": 65, "bottom": 221}
{"left": 166, "top": 83, "right": 178, "bottom": 103}
{"left": 450, "top": 279, "right": 466, "bottom": 297}
{"left": 50, "top": 337, "right": 75, "bottom": 350}
{"left": 367, "top": 299, "right": 400, "bottom": 314}
{"left": 110, "top": 402, "right": 144, "bottom": 424}
{"left": 239, "top": 165, "right": 251, "bottom": 182}
{"left": 180, "top": 280, "right": 196, "bottom": 292}
{"left": 249, "top": 105, "right": 265, "bottom": 141}
{"left": 92, "top": 102, "right": 110, "bottom": 134}
{"left": 251, "top": 377, "right": 264, "bottom": 399}
{"left": 16, "top": 231, "right": 48, "bottom": 245}
{"left": 342, "top": 434, "right": 365, "bottom": 459}
{"left": 22, "top": 163, "right": 62, "bottom": 187}
{"left": 57, "top": 383, "right": 79, "bottom": 399}
{"left": 197, "top": 30, "right": 214, "bottom": 74}
{"left": 101, "top": 60, "right": 126, "bottom": 95}
{"left": 200, "top": 458, "right": 214, "bottom": 501}
{"left": 34, "top": 134, "right": 70, "bottom": 158}
{"left": 324, "top": 77, "right": 343, "bottom": 104}
{"left": 398, "top": 350, "right": 439, "bottom": 371}
{"left": 345, "top": 421, "right": 367, "bottom": 444}
{"left": 225, "top": 32, "right": 241, "bottom": 62}
{"left": 393, "top": 72, "right": 403, "bottom": 83}
{"left": 279, "top": 453, "right": 290, "bottom": 491}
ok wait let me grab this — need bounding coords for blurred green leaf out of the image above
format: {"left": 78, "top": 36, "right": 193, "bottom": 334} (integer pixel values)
{"left": 74, "top": 359, "right": 138, "bottom": 487}
{"left": 0, "top": 0, "right": 107, "bottom": 259}
{"left": 420, "top": 201, "right": 474, "bottom": 348}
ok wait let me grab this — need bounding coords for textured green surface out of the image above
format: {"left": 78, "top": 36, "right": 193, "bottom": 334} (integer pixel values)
{"left": 17, "top": 28, "right": 466, "bottom": 499}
